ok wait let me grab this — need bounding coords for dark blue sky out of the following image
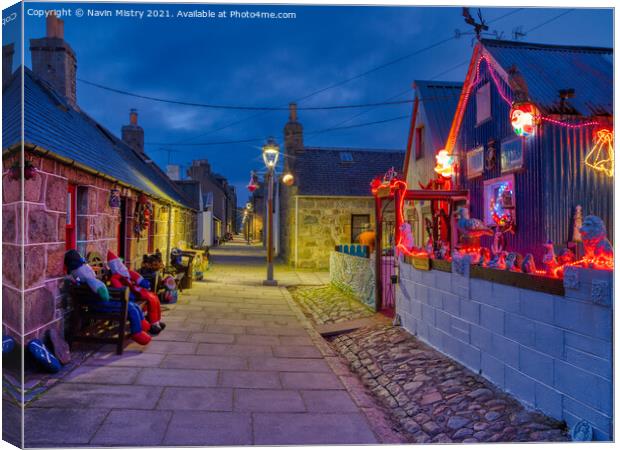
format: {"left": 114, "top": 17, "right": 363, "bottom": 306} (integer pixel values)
{"left": 21, "top": 3, "right": 613, "bottom": 203}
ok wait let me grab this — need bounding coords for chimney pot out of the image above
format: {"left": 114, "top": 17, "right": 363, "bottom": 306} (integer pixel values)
{"left": 46, "top": 14, "right": 64, "bottom": 39}
{"left": 289, "top": 103, "right": 297, "bottom": 121}
{"left": 130, "top": 109, "right": 138, "bottom": 125}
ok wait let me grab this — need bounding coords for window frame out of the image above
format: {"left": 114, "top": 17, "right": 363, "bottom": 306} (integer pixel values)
{"left": 476, "top": 82, "right": 492, "bottom": 126}
{"left": 350, "top": 214, "right": 371, "bottom": 243}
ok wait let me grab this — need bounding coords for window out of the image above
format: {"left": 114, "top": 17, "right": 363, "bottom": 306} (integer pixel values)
{"left": 351, "top": 214, "right": 370, "bottom": 243}
{"left": 415, "top": 126, "right": 424, "bottom": 160}
{"left": 483, "top": 175, "right": 516, "bottom": 227}
{"left": 340, "top": 152, "right": 353, "bottom": 162}
{"left": 476, "top": 82, "right": 491, "bottom": 125}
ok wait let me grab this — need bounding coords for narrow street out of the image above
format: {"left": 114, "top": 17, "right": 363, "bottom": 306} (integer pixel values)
{"left": 23, "top": 237, "right": 387, "bottom": 447}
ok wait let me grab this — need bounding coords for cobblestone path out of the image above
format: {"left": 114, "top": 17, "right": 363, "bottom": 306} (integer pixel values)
{"left": 332, "top": 325, "right": 569, "bottom": 443}
{"left": 288, "top": 285, "right": 375, "bottom": 324}
{"left": 290, "top": 285, "right": 570, "bottom": 444}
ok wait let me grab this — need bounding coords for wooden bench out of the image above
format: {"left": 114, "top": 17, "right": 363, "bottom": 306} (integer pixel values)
{"left": 67, "top": 251, "right": 146, "bottom": 355}
{"left": 68, "top": 284, "right": 132, "bottom": 355}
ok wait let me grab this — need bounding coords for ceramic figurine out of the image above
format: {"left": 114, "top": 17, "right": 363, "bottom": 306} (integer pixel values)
{"left": 399, "top": 222, "right": 414, "bottom": 253}
{"left": 456, "top": 207, "right": 493, "bottom": 240}
{"left": 557, "top": 248, "right": 576, "bottom": 266}
{"left": 489, "top": 251, "right": 507, "bottom": 270}
{"left": 480, "top": 248, "right": 491, "bottom": 266}
{"left": 579, "top": 215, "right": 613, "bottom": 262}
{"left": 542, "top": 240, "right": 558, "bottom": 275}
{"left": 505, "top": 252, "right": 518, "bottom": 271}
{"left": 521, "top": 254, "right": 536, "bottom": 274}
{"left": 572, "top": 205, "right": 583, "bottom": 243}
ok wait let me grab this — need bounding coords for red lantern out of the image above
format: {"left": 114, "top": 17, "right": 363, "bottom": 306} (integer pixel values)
{"left": 247, "top": 171, "right": 260, "bottom": 192}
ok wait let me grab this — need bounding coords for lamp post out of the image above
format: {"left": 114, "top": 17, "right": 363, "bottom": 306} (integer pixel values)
{"left": 262, "top": 138, "right": 280, "bottom": 286}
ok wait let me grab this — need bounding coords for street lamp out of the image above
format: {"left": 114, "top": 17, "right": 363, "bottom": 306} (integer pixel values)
{"left": 262, "top": 137, "right": 280, "bottom": 286}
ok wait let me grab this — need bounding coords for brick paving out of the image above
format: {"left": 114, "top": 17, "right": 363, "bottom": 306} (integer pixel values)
{"left": 289, "top": 285, "right": 570, "bottom": 443}
{"left": 22, "top": 239, "right": 385, "bottom": 447}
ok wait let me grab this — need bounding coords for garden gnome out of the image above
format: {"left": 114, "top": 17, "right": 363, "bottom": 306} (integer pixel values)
{"left": 542, "top": 240, "right": 558, "bottom": 275}
{"left": 64, "top": 250, "right": 151, "bottom": 345}
{"left": 107, "top": 251, "right": 166, "bottom": 335}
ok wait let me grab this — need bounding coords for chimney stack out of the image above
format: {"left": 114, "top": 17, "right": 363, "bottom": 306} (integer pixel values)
{"left": 29, "top": 13, "right": 77, "bottom": 107}
{"left": 3, "top": 43, "right": 15, "bottom": 88}
{"left": 283, "top": 102, "right": 303, "bottom": 160}
{"left": 122, "top": 109, "right": 145, "bottom": 155}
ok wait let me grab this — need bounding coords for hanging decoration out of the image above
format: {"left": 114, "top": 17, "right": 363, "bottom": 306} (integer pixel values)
{"left": 8, "top": 158, "right": 37, "bottom": 181}
{"left": 247, "top": 171, "right": 260, "bottom": 192}
{"left": 282, "top": 173, "right": 294, "bottom": 186}
{"left": 133, "top": 194, "right": 153, "bottom": 237}
{"left": 434, "top": 150, "right": 455, "bottom": 178}
{"left": 109, "top": 187, "right": 121, "bottom": 208}
{"left": 584, "top": 129, "right": 614, "bottom": 177}
{"left": 509, "top": 102, "right": 538, "bottom": 137}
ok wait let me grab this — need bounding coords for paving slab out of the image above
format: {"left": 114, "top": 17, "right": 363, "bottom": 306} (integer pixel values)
{"left": 24, "top": 408, "right": 109, "bottom": 446}
{"left": 301, "top": 389, "right": 359, "bottom": 412}
{"left": 253, "top": 412, "right": 378, "bottom": 445}
{"left": 219, "top": 370, "right": 282, "bottom": 389}
{"left": 234, "top": 389, "right": 305, "bottom": 412}
{"left": 90, "top": 409, "right": 172, "bottom": 446}
{"left": 163, "top": 411, "right": 252, "bottom": 446}
{"left": 63, "top": 365, "right": 140, "bottom": 385}
{"left": 248, "top": 356, "right": 331, "bottom": 372}
{"left": 272, "top": 345, "right": 323, "bottom": 358}
{"left": 161, "top": 354, "right": 247, "bottom": 370}
{"left": 280, "top": 372, "right": 344, "bottom": 390}
{"left": 135, "top": 368, "right": 218, "bottom": 387}
{"left": 31, "top": 383, "right": 163, "bottom": 409}
{"left": 196, "top": 343, "right": 273, "bottom": 357}
{"left": 157, "top": 387, "right": 233, "bottom": 411}
{"left": 87, "top": 351, "right": 165, "bottom": 368}
{"left": 188, "top": 332, "right": 236, "bottom": 343}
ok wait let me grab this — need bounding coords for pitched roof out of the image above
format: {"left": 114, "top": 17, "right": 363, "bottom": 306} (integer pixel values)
{"left": 293, "top": 147, "right": 405, "bottom": 196}
{"left": 2, "top": 67, "right": 194, "bottom": 208}
{"left": 173, "top": 180, "right": 203, "bottom": 210}
{"left": 414, "top": 80, "right": 462, "bottom": 152}
{"left": 481, "top": 39, "right": 612, "bottom": 116}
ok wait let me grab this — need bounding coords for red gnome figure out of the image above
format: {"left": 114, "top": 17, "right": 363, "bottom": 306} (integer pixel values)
{"left": 107, "top": 251, "right": 166, "bottom": 335}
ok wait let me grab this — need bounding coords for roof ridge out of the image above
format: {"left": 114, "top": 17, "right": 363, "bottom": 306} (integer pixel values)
{"left": 481, "top": 38, "right": 612, "bottom": 54}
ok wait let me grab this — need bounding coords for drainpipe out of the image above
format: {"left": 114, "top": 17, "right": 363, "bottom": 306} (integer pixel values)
{"left": 294, "top": 196, "right": 299, "bottom": 268}
{"left": 166, "top": 203, "right": 173, "bottom": 265}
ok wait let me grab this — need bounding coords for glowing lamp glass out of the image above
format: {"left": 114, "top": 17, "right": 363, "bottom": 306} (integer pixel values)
{"left": 262, "top": 139, "right": 280, "bottom": 169}
{"left": 434, "top": 150, "right": 455, "bottom": 178}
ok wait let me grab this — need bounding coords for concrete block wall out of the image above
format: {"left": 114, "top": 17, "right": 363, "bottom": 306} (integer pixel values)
{"left": 397, "top": 260, "right": 613, "bottom": 440}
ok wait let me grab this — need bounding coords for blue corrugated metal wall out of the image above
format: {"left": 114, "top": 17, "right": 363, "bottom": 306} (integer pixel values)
{"left": 456, "top": 64, "right": 613, "bottom": 264}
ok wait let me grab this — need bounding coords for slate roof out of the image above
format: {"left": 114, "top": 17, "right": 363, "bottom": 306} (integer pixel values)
{"left": 293, "top": 147, "right": 405, "bottom": 196}
{"left": 173, "top": 180, "right": 203, "bottom": 210}
{"left": 2, "top": 67, "right": 194, "bottom": 208}
{"left": 414, "top": 80, "right": 462, "bottom": 152}
{"left": 481, "top": 39, "right": 613, "bottom": 116}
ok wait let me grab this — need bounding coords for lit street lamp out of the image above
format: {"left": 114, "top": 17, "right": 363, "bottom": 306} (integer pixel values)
{"left": 262, "top": 138, "right": 280, "bottom": 286}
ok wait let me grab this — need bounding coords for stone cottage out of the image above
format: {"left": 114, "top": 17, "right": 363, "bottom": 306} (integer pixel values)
{"left": 279, "top": 104, "right": 405, "bottom": 270}
{"left": 2, "top": 15, "right": 198, "bottom": 346}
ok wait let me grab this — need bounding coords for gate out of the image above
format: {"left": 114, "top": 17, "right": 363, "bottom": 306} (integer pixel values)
{"left": 379, "top": 219, "right": 396, "bottom": 316}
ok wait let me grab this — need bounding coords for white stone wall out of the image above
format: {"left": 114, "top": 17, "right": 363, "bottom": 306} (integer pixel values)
{"left": 329, "top": 251, "right": 375, "bottom": 309}
{"left": 397, "top": 259, "right": 613, "bottom": 441}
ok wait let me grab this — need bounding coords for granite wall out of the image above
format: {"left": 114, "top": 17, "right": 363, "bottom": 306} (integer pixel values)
{"left": 397, "top": 259, "right": 613, "bottom": 440}
{"left": 2, "top": 153, "right": 196, "bottom": 345}
{"left": 286, "top": 196, "right": 376, "bottom": 270}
